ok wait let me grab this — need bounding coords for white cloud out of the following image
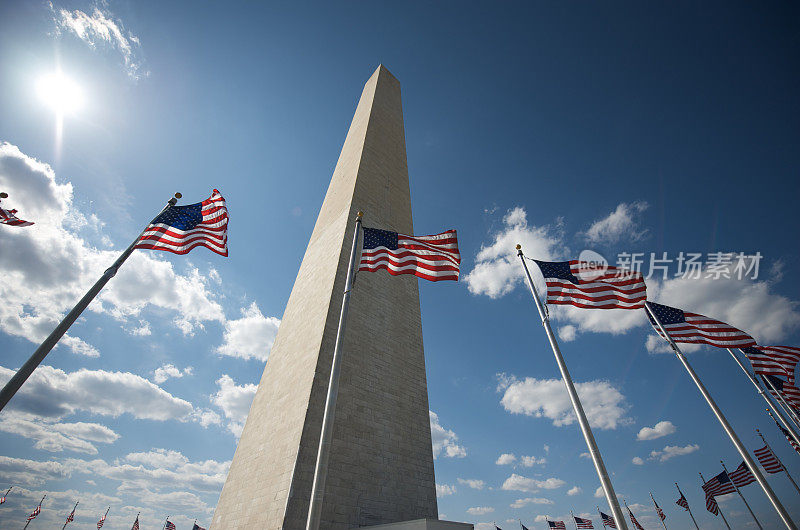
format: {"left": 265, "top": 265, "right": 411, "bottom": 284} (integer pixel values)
{"left": 458, "top": 478, "right": 485, "bottom": 490}
{"left": 496, "top": 453, "right": 516, "bottom": 465}
{"left": 216, "top": 302, "right": 280, "bottom": 361}
{"left": 649, "top": 444, "right": 699, "bottom": 462}
{"left": 501, "top": 474, "right": 566, "bottom": 493}
{"left": 632, "top": 457, "right": 645, "bottom": 465}
{"left": 511, "top": 497, "right": 554, "bottom": 508}
{"left": 579, "top": 452, "right": 590, "bottom": 459}
{"left": 581, "top": 201, "right": 649, "bottom": 245}
{"left": 567, "top": 486, "right": 582, "bottom": 496}
{"left": 436, "top": 483, "right": 456, "bottom": 497}
{"left": 558, "top": 324, "right": 577, "bottom": 342}
{"left": 594, "top": 487, "right": 604, "bottom": 498}
{"left": 53, "top": 5, "right": 147, "bottom": 80}
{"left": 153, "top": 364, "right": 193, "bottom": 384}
{"left": 467, "top": 506, "right": 494, "bottom": 515}
{"left": 430, "top": 411, "right": 467, "bottom": 458}
{"left": 498, "top": 374, "right": 630, "bottom": 430}
{"left": 520, "top": 455, "right": 547, "bottom": 467}
{"left": 0, "top": 412, "right": 118, "bottom": 455}
{"left": 211, "top": 375, "right": 257, "bottom": 437}
{"left": 637, "top": 420, "right": 676, "bottom": 441}
{"left": 464, "top": 207, "right": 567, "bottom": 298}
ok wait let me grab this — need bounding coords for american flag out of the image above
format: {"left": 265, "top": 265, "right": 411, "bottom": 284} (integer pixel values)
{"left": 66, "top": 508, "right": 75, "bottom": 524}
{"left": 599, "top": 511, "right": 616, "bottom": 528}
{"left": 533, "top": 260, "right": 646, "bottom": 309}
{"left": 520, "top": 523, "right": 530, "bottom": 530}
{"left": 653, "top": 497, "right": 666, "bottom": 521}
{"left": 358, "top": 227, "right": 460, "bottom": 282}
{"left": 768, "top": 409, "right": 800, "bottom": 455}
{"left": 754, "top": 444, "right": 784, "bottom": 474}
{"left": 97, "top": 513, "right": 107, "bottom": 528}
{"left": 166, "top": 520, "right": 176, "bottom": 530}
{"left": 574, "top": 516, "right": 594, "bottom": 528}
{"left": 676, "top": 492, "right": 690, "bottom": 511}
{"left": 703, "top": 470, "right": 736, "bottom": 497}
{"left": 134, "top": 189, "right": 228, "bottom": 256}
{"left": 705, "top": 494, "right": 719, "bottom": 515}
{"left": 646, "top": 302, "right": 756, "bottom": 349}
{"left": 729, "top": 461, "right": 756, "bottom": 488}
{"left": 627, "top": 508, "right": 644, "bottom": 530}
{"left": 0, "top": 207, "right": 33, "bottom": 227}
{"left": 742, "top": 346, "right": 800, "bottom": 410}
{"left": 548, "top": 521, "right": 566, "bottom": 529}
{"left": 762, "top": 374, "right": 800, "bottom": 413}
{"left": 27, "top": 503, "right": 41, "bottom": 521}
{"left": 131, "top": 515, "right": 140, "bottom": 530}
{"left": 0, "top": 487, "right": 9, "bottom": 504}
{"left": 192, "top": 523, "right": 206, "bottom": 530}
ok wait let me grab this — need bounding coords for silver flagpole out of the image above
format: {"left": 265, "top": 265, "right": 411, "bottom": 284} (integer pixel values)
{"left": 762, "top": 372, "right": 800, "bottom": 427}
{"left": 516, "top": 246, "right": 628, "bottom": 530}
{"left": 700, "top": 473, "right": 731, "bottom": 530}
{"left": 0, "top": 192, "right": 183, "bottom": 413}
{"left": 757, "top": 429, "right": 800, "bottom": 495}
{"left": 675, "top": 483, "right": 700, "bottom": 530}
{"left": 720, "top": 460, "right": 762, "bottom": 529}
{"left": 650, "top": 492, "right": 667, "bottom": 530}
{"left": 646, "top": 302, "right": 796, "bottom": 529}
{"left": 727, "top": 349, "right": 800, "bottom": 446}
{"left": 306, "top": 211, "right": 363, "bottom": 530}
{"left": 570, "top": 511, "right": 578, "bottom": 530}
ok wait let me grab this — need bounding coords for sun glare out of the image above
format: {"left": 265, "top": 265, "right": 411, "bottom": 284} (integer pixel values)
{"left": 37, "top": 72, "right": 84, "bottom": 115}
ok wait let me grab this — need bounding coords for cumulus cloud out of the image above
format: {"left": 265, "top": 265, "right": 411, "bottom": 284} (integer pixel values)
{"left": 153, "top": 364, "right": 193, "bottom": 384}
{"left": 498, "top": 374, "right": 630, "bottom": 430}
{"left": 53, "top": 4, "right": 147, "bottom": 80}
{"left": 637, "top": 420, "right": 676, "bottom": 441}
{"left": 567, "top": 486, "right": 582, "bottom": 496}
{"left": 464, "top": 207, "right": 567, "bottom": 298}
{"left": 0, "top": 412, "right": 118, "bottom": 455}
{"left": 467, "top": 506, "right": 494, "bottom": 515}
{"left": 430, "top": 411, "right": 467, "bottom": 458}
{"left": 496, "top": 453, "right": 517, "bottom": 465}
{"left": 511, "top": 497, "right": 554, "bottom": 508}
{"left": 501, "top": 474, "right": 566, "bottom": 493}
{"left": 216, "top": 302, "right": 280, "bottom": 361}
{"left": 581, "top": 201, "right": 649, "bottom": 245}
{"left": 210, "top": 375, "right": 257, "bottom": 437}
{"left": 632, "top": 457, "right": 645, "bottom": 465}
{"left": 436, "top": 483, "right": 456, "bottom": 497}
{"left": 649, "top": 444, "right": 699, "bottom": 462}
{"left": 520, "top": 455, "right": 547, "bottom": 467}
{"left": 458, "top": 478, "right": 485, "bottom": 490}
{"left": 594, "top": 487, "right": 604, "bottom": 498}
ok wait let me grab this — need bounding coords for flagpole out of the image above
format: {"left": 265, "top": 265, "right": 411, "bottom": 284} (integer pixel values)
{"left": 570, "top": 510, "right": 578, "bottom": 530}
{"left": 646, "top": 302, "right": 795, "bottom": 529}
{"left": 762, "top": 373, "right": 800, "bottom": 427}
{"left": 700, "top": 472, "right": 731, "bottom": 529}
{"left": 306, "top": 211, "right": 363, "bottom": 530}
{"left": 675, "top": 483, "right": 700, "bottom": 530}
{"left": 62, "top": 501, "right": 78, "bottom": 530}
{"left": 0, "top": 192, "right": 183, "bottom": 413}
{"left": 517, "top": 246, "right": 628, "bottom": 530}
{"left": 650, "top": 492, "right": 667, "bottom": 530}
{"left": 726, "top": 348, "right": 800, "bottom": 446}
{"left": 720, "top": 460, "right": 762, "bottom": 529}
{"left": 757, "top": 429, "right": 800, "bottom": 495}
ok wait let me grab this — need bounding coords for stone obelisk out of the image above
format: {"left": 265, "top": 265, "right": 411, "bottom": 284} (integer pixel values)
{"left": 211, "top": 65, "right": 438, "bottom": 529}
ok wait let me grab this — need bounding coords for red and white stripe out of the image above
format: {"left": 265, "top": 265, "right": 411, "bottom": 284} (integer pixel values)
{"left": 544, "top": 262, "right": 646, "bottom": 309}
{"left": 729, "top": 461, "right": 756, "bottom": 488}
{"left": 658, "top": 312, "right": 756, "bottom": 348}
{"left": 575, "top": 516, "right": 594, "bottom": 529}
{"left": 754, "top": 445, "right": 784, "bottom": 474}
{"left": 0, "top": 207, "right": 33, "bottom": 227}
{"left": 548, "top": 521, "right": 566, "bottom": 529}
{"left": 98, "top": 514, "right": 107, "bottom": 528}
{"left": 745, "top": 346, "right": 800, "bottom": 381}
{"left": 705, "top": 494, "right": 719, "bottom": 515}
{"left": 359, "top": 230, "right": 460, "bottom": 282}
{"left": 27, "top": 505, "right": 41, "bottom": 521}
{"left": 135, "top": 189, "right": 228, "bottom": 256}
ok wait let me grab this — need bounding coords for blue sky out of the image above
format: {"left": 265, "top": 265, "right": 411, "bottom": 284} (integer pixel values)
{"left": 1, "top": 1, "right": 799, "bottom": 529}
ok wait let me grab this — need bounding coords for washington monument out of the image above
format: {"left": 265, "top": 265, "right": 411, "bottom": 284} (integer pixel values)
{"left": 211, "top": 66, "right": 441, "bottom": 529}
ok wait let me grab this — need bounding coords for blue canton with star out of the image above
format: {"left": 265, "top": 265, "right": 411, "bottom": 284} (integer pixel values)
{"left": 152, "top": 202, "right": 203, "bottom": 230}
{"left": 363, "top": 227, "right": 398, "bottom": 250}
{"left": 646, "top": 301, "right": 686, "bottom": 325}
{"left": 534, "top": 260, "right": 581, "bottom": 284}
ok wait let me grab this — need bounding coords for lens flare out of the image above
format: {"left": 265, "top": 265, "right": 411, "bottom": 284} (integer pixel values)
{"left": 36, "top": 72, "right": 84, "bottom": 115}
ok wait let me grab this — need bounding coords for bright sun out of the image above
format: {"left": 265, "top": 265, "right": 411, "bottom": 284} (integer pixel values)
{"left": 36, "top": 72, "right": 84, "bottom": 115}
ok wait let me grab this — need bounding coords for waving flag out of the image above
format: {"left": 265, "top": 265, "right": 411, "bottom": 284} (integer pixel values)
{"left": 131, "top": 515, "right": 140, "bottom": 530}
{"left": 27, "top": 503, "right": 42, "bottom": 521}
{"left": 729, "top": 461, "right": 756, "bottom": 488}
{"left": 742, "top": 346, "right": 800, "bottom": 410}
{"left": 574, "top": 516, "right": 594, "bottom": 528}
{"left": 0, "top": 486, "right": 10, "bottom": 504}
{"left": 646, "top": 302, "right": 755, "bottom": 348}
{"left": 192, "top": 524, "right": 206, "bottom": 530}
{"left": 533, "top": 260, "right": 646, "bottom": 309}
{"left": 600, "top": 512, "right": 617, "bottom": 528}
{"left": 547, "top": 521, "right": 566, "bottom": 529}
{"left": 755, "top": 445, "right": 784, "bottom": 474}
{"left": 97, "top": 512, "right": 108, "bottom": 528}
{"left": 359, "top": 227, "right": 460, "bottom": 281}
{"left": 676, "top": 492, "right": 690, "bottom": 511}
{"left": 703, "top": 470, "right": 736, "bottom": 497}
{"left": 653, "top": 497, "right": 666, "bottom": 521}
{"left": 627, "top": 507, "right": 644, "bottom": 530}
{"left": 0, "top": 207, "right": 33, "bottom": 227}
{"left": 65, "top": 506, "right": 76, "bottom": 525}
{"left": 134, "top": 189, "right": 228, "bottom": 256}
{"left": 166, "top": 520, "right": 176, "bottom": 530}
{"left": 520, "top": 523, "right": 529, "bottom": 530}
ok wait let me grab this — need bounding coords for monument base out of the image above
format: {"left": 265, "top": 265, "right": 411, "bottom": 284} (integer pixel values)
{"left": 359, "top": 519, "right": 473, "bottom": 530}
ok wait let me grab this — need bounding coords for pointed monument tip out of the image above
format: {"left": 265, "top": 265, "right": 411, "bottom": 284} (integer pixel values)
{"left": 371, "top": 63, "right": 399, "bottom": 84}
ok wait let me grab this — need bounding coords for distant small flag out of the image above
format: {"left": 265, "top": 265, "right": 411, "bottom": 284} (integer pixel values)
{"left": 165, "top": 520, "right": 176, "bottom": 530}
{"left": 768, "top": 409, "right": 800, "bottom": 455}
{"left": 627, "top": 507, "right": 644, "bottom": 530}
{"left": 97, "top": 513, "right": 107, "bottom": 528}
{"left": 495, "top": 525, "right": 503, "bottom": 530}
{"left": 548, "top": 521, "right": 566, "bottom": 530}
{"left": 742, "top": 346, "right": 800, "bottom": 410}
{"left": 65, "top": 507, "right": 75, "bottom": 524}
{"left": 653, "top": 497, "right": 666, "bottom": 521}
{"left": 359, "top": 227, "right": 460, "bottom": 281}
{"left": 574, "top": 516, "right": 594, "bottom": 529}
{"left": 0, "top": 486, "right": 9, "bottom": 504}
{"left": 599, "top": 512, "right": 617, "bottom": 528}
{"left": 27, "top": 503, "right": 41, "bottom": 521}
{"left": 755, "top": 444, "right": 785, "bottom": 474}
{"left": 192, "top": 523, "right": 206, "bottom": 530}
{"left": 0, "top": 207, "right": 33, "bottom": 227}
{"left": 676, "top": 492, "right": 690, "bottom": 511}
{"left": 520, "top": 522, "right": 530, "bottom": 530}
{"left": 729, "top": 461, "right": 756, "bottom": 488}
{"left": 761, "top": 373, "right": 800, "bottom": 412}
{"left": 533, "top": 260, "right": 646, "bottom": 309}
{"left": 132, "top": 515, "right": 140, "bottom": 530}
{"left": 702, "top": 470, "right": 736, "bottom": 497}
{"left": 134, "top": 189, "right": 228, "bottom": 256}
{"left": 646, "top": 302, "right": 755, "bottom": 348}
